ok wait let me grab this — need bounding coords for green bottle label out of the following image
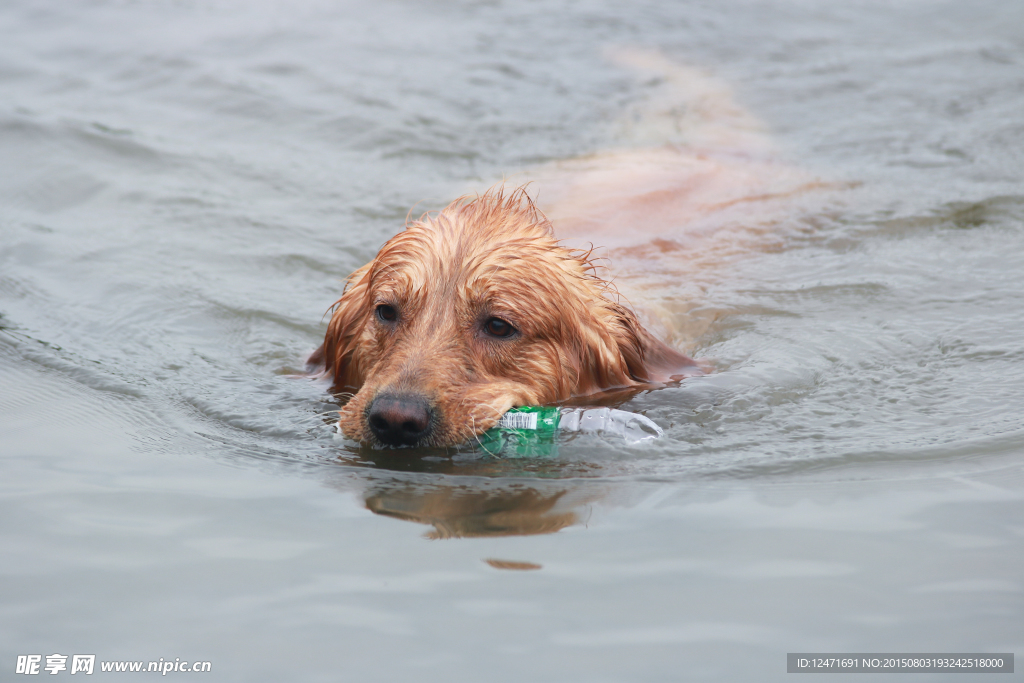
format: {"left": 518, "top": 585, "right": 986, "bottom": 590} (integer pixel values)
{"left": 477, "top": 406, "right": 561, "bottom": 457}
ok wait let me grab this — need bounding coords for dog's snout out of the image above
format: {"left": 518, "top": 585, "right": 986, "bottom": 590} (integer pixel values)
{"left": 366, "top": 394, "right": 433, "bottom": 447}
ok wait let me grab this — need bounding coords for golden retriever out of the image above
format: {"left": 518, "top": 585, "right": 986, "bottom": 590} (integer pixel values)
{"left": 309, "top": 187, "right": 699, "bottom": 448}
{"left": 310, "top": 50, "right": 833, "bottom": 448}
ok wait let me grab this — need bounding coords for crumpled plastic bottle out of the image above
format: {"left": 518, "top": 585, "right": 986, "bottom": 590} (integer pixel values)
{"left": 476, "top": 406, "right": 663, "bottom": 457}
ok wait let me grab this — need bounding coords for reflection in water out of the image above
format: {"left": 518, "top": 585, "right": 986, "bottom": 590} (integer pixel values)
{"left": 363, "top": 478, "right": 599, "bottom": 539}
{"left": 484, "top": 559, "right": 543, "bottom": 571}
{"left": 329, "top": 440, "right": 613, "bottom": 538}
{"left": 338, "top": 442, "right": 606, "bottom": 478}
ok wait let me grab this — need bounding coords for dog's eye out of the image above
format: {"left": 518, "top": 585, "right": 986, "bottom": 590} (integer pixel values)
{"left": 376, "top": 304, "right": 398, "bottom": 323}
{"left": 484, "top": 317, "right": 515, "bottom": 338}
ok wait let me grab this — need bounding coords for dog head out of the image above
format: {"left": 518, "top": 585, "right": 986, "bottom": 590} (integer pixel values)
{"left": 313, "top": 187, "right": 696, "bottom": 448}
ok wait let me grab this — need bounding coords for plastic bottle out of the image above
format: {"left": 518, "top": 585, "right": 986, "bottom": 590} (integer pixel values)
{"left": 477, "top": 406, "right": 663, "bottom": 457}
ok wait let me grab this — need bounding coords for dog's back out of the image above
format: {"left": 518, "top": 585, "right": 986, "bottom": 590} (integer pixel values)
{"left": 525, "top": 49, "right": 838, "bottom": 345}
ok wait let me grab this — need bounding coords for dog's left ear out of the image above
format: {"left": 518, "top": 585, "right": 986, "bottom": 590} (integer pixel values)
{"left": 308, "top": 263, "right": 373, "bottom": 392}
{"left": 610, "top": 303, "right": 702, "bottom": 384}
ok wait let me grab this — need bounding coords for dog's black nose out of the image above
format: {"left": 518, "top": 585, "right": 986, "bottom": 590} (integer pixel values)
{"left": 366, "top": 394, "right": 432, "bottom": 447}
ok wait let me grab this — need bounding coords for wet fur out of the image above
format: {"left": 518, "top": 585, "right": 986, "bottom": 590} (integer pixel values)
{"left": 310, "top": 187, "right": 698, "bottom": 448}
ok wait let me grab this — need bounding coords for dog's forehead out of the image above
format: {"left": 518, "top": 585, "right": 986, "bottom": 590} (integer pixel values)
{"left": 370, "top": 219, "right": 571, "bottom": 293}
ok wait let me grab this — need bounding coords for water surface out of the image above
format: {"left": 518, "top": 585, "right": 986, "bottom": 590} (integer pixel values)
{"left": 2, "top": 1, "right": 1022, "bottom": 680}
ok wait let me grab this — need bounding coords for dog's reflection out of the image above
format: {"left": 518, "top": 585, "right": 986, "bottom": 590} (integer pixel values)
{"left": 362, "top": 479, "right": 604, "bottom": 539}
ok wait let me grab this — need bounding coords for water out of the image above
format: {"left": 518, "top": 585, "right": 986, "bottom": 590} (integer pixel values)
{"left": 2, "top": 0, "right": 1022, "bottom": 680}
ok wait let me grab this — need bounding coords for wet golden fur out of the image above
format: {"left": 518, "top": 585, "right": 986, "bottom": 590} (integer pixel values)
{"left": 310, "top": 187, "right": 697, "bottom": 448}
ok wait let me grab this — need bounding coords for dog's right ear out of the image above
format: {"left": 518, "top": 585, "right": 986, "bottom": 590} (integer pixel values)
{"left": 309, "top": 264, "right": 373, "bottom": 393}
{"left": 608, "top": 301, "right": 702, "bottom": 385}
